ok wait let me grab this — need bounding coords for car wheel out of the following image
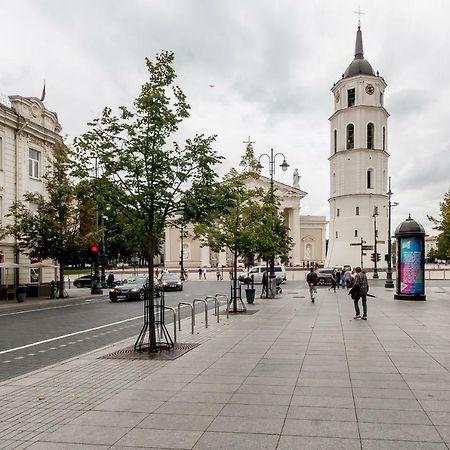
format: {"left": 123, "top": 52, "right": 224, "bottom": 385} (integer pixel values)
{"left": 110, "top": 296, "right": 117, "bottom": 302}
{"left": 318, "top": 278, "right": 325, "bottom": 286}
{"left": 74, "top": 283, "right": 80, "bottom": 288}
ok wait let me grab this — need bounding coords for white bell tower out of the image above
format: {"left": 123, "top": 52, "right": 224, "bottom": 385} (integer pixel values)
{"left": 326, "top": 25, "right": 389, "bottom": 270}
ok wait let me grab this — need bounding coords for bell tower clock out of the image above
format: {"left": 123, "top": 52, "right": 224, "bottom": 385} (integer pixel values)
{"left": 325, "top": 25, "right": 389, "bottom": 270}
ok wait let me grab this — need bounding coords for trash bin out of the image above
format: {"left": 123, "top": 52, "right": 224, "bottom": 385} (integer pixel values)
{"left": 245, "top": 288, "right": 255, "bottom": 304}
{"left": 16, "top": 285, "right": 27, "bottom": 303}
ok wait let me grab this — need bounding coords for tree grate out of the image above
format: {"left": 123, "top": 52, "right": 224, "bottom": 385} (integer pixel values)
{"left": 100, "top": 342, "right": 200, "bottom": 361}
{"left": 221, "top": 309, "right": 259, "bottom": 315}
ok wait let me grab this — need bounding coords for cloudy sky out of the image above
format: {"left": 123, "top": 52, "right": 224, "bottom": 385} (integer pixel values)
{"left": 1, "top": 0, "right": 449, "bottom": 235}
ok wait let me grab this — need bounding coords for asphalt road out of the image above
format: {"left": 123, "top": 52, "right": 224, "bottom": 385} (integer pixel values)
{"left": 0, "top": 280, "right": 233, "bottom": 382}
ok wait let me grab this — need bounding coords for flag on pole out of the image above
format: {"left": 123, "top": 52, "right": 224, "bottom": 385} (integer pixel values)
{"left": 40, "top": 80, "right": 46, "bottom": 102}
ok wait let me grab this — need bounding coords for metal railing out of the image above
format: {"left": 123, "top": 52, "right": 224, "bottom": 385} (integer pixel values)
{"left": 215, "top": 293, "right": 230, "bottom": 318}
{"left": 193, "top": 298, "right": 208, "bottom": 328}
{"left": 205, "top": 295, "right": 221, "bottom": 323}
{"left": 163, "top": 306, "right": 177, "bottom": 344}
{"left": 178, "top": 302, "right": 194, "bottom": 334}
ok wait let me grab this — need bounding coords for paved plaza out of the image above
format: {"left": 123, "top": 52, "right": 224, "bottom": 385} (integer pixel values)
{"left": 1, "top": 283, "right": 450, "bottom": 449}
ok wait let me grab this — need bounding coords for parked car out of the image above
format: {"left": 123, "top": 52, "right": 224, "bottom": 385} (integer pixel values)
{"left": 160, "top": 273, "right": 183, "bottom": 291}
{"left": 238, "top": 265, "right": 286, "bottom": 284}
{"left": 73, "top": 275, "right": 92, "bottom": 288}
{"left": 109, "top": 276, "right": 151, "bottom": 302}
{"left": 316, "top": 268, "right": 335, "bottom": 285}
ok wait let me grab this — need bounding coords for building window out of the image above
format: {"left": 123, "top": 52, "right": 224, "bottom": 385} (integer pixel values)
{"left": 334, "top": 129, "right": 337, "bottom": 154}
{"left": 382, "top": 127, "right": 386, "bottom": 151}
{"left": 30, "top": 268, "right": 40, "bottom": 283}
{"left": 346, "top": 124, "right": 354, "bottom": 150}
{"left": 356, "top": 206, "right": 359, "bottom": 216}
{"left": 354, "top": 230, "right": 358, "bottom": 237}
{"left": 337, "top": 208, "right": 340, "bottom": 217}
{"left": 0, "top": 137, "right": 3, "bottom": 170}
{"left": 332, "top": 173, "right": 336, "bottom": 193}
{"left": 367, "top": 123, "right": 374, "bottom": 149}
{"left": 29, "top": 149, "right": 40, "bottom": 178}
{"left": 336, "top": 231, "right": 338, "bottom": 238}
{"left": 380, "top": 91, "right": 383, "bottom": 106}
{"left": 347, "top": 88, "right": 355, "bottom": 107}
{"left": 367, "top": 169, "right": 373, "bottom": 189}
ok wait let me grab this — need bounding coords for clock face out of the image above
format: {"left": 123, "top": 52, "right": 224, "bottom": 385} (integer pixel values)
{"left": 335, "top": 92, "right": 340, "bottom": 102}
{"left": 365, "top": 84, "right": 374, "bottom": 95}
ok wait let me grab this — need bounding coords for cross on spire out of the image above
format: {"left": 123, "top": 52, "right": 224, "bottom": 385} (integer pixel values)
{"left": 353, "top": 5, "right": 365, "bottom": 28}
{"left": 242, "top": 136, "right": 255, "bottom": 148}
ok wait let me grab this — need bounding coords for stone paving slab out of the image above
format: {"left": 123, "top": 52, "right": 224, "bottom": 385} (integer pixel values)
{"left": 2, "top": 285, "right": 450, "bottom": 448}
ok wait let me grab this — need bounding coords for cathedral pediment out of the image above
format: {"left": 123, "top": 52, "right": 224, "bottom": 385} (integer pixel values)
{"left": 246, "top": 175, "right": 307, "bottom": 199}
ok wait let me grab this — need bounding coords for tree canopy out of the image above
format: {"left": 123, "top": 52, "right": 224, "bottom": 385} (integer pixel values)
{"left": 428, "top": 187, "right": 450, "bottom": 260}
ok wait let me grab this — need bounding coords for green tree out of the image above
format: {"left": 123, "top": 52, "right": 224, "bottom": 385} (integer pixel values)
{"left": 73, "top": 51, "right": 222, "bottom": 351}
{"left": 428, "top": 188, "right": 450, "bottom": 260}
{"left": 195, "top": 144, "right": 293, "bottom": 310}
{"left": 1, "top": 142, "right": 89, "bottom": 298}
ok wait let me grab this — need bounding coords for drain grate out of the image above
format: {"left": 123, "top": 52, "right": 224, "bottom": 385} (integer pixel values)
{"left": 221, "top": 309, "right": 259, "bottom": 315}
{"left": 100, "top": 342, "right": 200, "bottom": 361}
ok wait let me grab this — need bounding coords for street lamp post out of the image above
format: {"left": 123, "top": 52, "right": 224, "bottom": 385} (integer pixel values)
{"left": 256, "top": 148, "right": 289, "bottom": 297}
{"left": 180, "top": 226, "right": 185, "bottom": 281}
{"left": 385, "top": 177, "right": 397, "bottom": 288}
{"left": 373, "top": 206, "right": 379, "bottom": 279}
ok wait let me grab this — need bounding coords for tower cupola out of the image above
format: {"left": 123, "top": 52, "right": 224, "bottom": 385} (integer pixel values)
{"left": 343, "top": 26, "right": 374, "bottom": 78}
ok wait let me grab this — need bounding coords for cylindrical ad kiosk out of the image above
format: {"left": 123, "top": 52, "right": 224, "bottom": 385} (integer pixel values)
{"left": 394, "top": 215, "right": 426, "bottom": 301}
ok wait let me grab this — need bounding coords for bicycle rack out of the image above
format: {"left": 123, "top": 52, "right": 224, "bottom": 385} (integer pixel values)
{"left": 193, "top": 298, "right": 208, "bottom": 328}
{"left": 214, "top": 293, "right": 230, "bottom": 318}
{"left": 163, "top": 306, "right": 177, "bottom": 344}
{"left": 205, "top": 296, "right": 220, "bottom": 323}
{"left": 178, "top": 302, "right": 194, "bottom": 334}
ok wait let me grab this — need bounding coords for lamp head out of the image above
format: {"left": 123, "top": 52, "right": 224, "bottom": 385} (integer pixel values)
{"left": 256, "top": 161, "right": 264, "bottom": 170}
{"left": 280, "top": 159, "right": 289, "bottom": 172}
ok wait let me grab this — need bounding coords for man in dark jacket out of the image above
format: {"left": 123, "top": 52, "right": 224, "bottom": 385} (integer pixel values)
{"left": 306, "top": 267, "right": 318, "bottom": 303}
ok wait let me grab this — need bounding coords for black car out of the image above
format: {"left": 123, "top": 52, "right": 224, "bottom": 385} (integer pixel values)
{"left": 160, "top": 273, "right": 183, "bottom": 291}
{"left": 109, "top": 277, "right": 161, "bottom": 302}
{"left": 73, "top": 275, "right": 92, "bottom": 288}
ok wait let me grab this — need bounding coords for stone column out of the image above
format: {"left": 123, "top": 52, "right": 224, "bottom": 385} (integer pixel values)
{"left": 290, "top": 207, "right": 301, "bottom": 266}
{"left": 200, "top": 245, "right": 210, "bottom": 267}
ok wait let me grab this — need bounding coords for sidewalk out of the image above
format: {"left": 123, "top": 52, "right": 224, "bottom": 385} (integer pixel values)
{"left": 1, "top": 285, "right": 450, "bottom": 449}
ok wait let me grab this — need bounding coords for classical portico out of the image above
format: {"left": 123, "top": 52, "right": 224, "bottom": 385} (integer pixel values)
{"left": 164, "top": 174, "right": 327, "bottom": 269}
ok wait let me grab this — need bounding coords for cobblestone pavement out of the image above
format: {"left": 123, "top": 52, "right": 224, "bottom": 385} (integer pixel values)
{"left": 1, "top": 285, "right": 450, "bottom": 448}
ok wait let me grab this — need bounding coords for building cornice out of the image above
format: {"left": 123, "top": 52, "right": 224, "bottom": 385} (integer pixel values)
{"left": 328, "top": 105, "right": 390, "bottom": 122}
{"left": 329, "top": 148, "right": 390, "bottom": 161}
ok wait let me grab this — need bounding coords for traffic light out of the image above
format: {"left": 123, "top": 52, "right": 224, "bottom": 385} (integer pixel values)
{"left": 376, "top": 253, "right": 381, "bottom": 262}
{"left": 371, "top": 252, "right": 381, "bottom": 262}
{"left": 89, "top": 244, "right": 99, "bottom": 259}
{"left": 370, "top": 253, "right": 376, "bottom": 262}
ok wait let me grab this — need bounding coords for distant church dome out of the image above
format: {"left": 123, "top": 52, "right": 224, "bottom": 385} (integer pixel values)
{"left": 343, "top": 26, "right": 374, "bottom": 78}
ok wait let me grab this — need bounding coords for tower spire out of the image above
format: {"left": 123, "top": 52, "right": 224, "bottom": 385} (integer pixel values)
{"left": 354, "top": 26, "right": 364, "bottom": 59}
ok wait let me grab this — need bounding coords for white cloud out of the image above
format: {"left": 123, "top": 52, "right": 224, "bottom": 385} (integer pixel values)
{"left": 1, "top": 0, "right": 448, "bottom": 236}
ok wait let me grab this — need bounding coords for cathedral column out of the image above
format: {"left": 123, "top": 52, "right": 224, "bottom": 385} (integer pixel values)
{"left": 290, "top": 207, "right": 301, "bottom": 266}
{"left": 218, "top": 250, "right": 227, "bottom": 267}
{"left": 200, "top": 245, "right": 210, "bottom": 267}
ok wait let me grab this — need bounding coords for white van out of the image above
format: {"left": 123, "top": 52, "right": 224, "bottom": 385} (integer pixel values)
{"left": 238, "top": 265, "right": 286, "bottom": 284}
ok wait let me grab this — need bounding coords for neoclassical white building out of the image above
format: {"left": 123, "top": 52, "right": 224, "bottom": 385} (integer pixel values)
{"left": 326, "top": 26, "right": 389, "bottom": 269}
{"left": 164, "top": 174, "right": 327, "bottom": 269}
{"left": 0, "top": 95, "right": 62, "bottom": 297}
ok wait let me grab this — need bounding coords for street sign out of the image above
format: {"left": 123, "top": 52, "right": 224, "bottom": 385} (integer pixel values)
{"left": 362, "top": 245, "right": 374, "bottom": 250}
{"left": 350, "top": 243, "right": 361, "bottom": 246}
{"left": 362, "top": 252, "right": 367, "bottom": 256}
{"left": 376, "top": 240, "right": 386, "bottom": 244}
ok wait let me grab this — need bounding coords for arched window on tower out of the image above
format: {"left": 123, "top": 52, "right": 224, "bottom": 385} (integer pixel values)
{"left": 332, "top": 173, "right": 336, "bottom": 193}
{"left": 367, "top": 123, "right": 374, "bottom": 149}
{"left": 367, "top": 169, "right": 374, "bottom": 189}
{"left": 346, "top": 124, "right": 354, "bottom": 150}
{"left": 380, "top": 91, "right": 383, "bottom": 106}
{"left": 334, "top": 130, "right": 337, "bottom": 154}
{"left": 382, "top": 127, "right": 386, "bottom": 151}
{"left": 356, "top": 206, "right": 360, "bottom": 216}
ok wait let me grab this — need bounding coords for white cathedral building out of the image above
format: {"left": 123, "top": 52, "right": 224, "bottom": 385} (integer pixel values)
{"left": 325, "top": 25, "right": 389, "bottom": 270}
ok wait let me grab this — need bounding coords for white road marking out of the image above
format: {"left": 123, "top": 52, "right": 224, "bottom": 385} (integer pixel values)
{"left": 0, "top": 304, "right": 191, "bottom": 357}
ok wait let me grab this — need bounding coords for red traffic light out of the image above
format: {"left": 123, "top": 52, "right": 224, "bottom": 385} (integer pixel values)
{"left": 90, "top": 244, "right": 99, "bottom": 253}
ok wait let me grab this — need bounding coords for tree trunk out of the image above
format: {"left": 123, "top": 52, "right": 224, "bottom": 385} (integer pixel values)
{"left": 147, "top": 246, "right": 157, "bottom": 352}
{"left": 233, "top": 249, "right": 238, "bottom": 312}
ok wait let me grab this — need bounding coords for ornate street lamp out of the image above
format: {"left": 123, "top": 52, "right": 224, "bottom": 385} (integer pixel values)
{"left": 256, "top": 148, "right": 289, "bottom": 297}
{"left": 373, "top": 206, "right": 379, "bottom": 279}
{"left": 385, "top": 177, "right": 398, "bottom": 288}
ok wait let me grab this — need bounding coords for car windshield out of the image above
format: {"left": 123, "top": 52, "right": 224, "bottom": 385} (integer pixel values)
{"left": 161, "top": 274, "right": 180, "bottom": 281}
{"left": 123, "top": 277, "right": 147, "bottom": 285}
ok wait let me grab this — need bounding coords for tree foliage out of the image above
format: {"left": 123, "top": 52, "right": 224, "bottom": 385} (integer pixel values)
{"left": 73, "top": 51, "right": 223, "bottom": 350}
{"left": 1, "top": 141, "right": 89, "bottom": 297}
{"left": 428, "top": 187, "right": 450, "bottom": 260}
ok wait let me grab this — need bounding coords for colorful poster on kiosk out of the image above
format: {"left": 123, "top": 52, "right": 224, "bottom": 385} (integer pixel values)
{"left": 398, "top": 237, "right": 424, "bottom": 295}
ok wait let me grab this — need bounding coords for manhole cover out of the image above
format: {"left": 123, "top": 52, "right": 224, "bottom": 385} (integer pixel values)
{"left": 100, "top": 342, "right": 199, "bottom": 361}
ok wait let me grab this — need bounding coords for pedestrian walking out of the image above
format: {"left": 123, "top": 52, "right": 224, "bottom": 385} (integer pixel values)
{"left": 329, "top": 269, "right": 337, "bottom": 292}
{"left": 229, "top": 268, "right": 234, "bottom": 280}
{"left": 343, "top": 269, "right": 353, "bottom": 289}
{"left": 335, "top": 269, "right": 341, "bottom": 289}
{"left": 260, "top": 270, "right": 268, "bottom": 298}
{"left": 306, "top": 267, "right": 318, "bottom": 303}
{"left": 350, "top": 267, "right": 369, "bottom": 320}
{"left": 198, "top": 267, "right": 202, "bottom": 280}
{"left": 202, "top": 267, "right": 207, "bottom": 280}
{"left": 106, "top": 272, "right": 115, "bottom": 288}
{"left": 216, "top": 269, "right": 221, "bottom": 281}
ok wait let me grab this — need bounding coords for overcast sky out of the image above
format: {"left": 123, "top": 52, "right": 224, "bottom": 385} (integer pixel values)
{"left": 1, "top": 0, "right": 449, "bottom": 236}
